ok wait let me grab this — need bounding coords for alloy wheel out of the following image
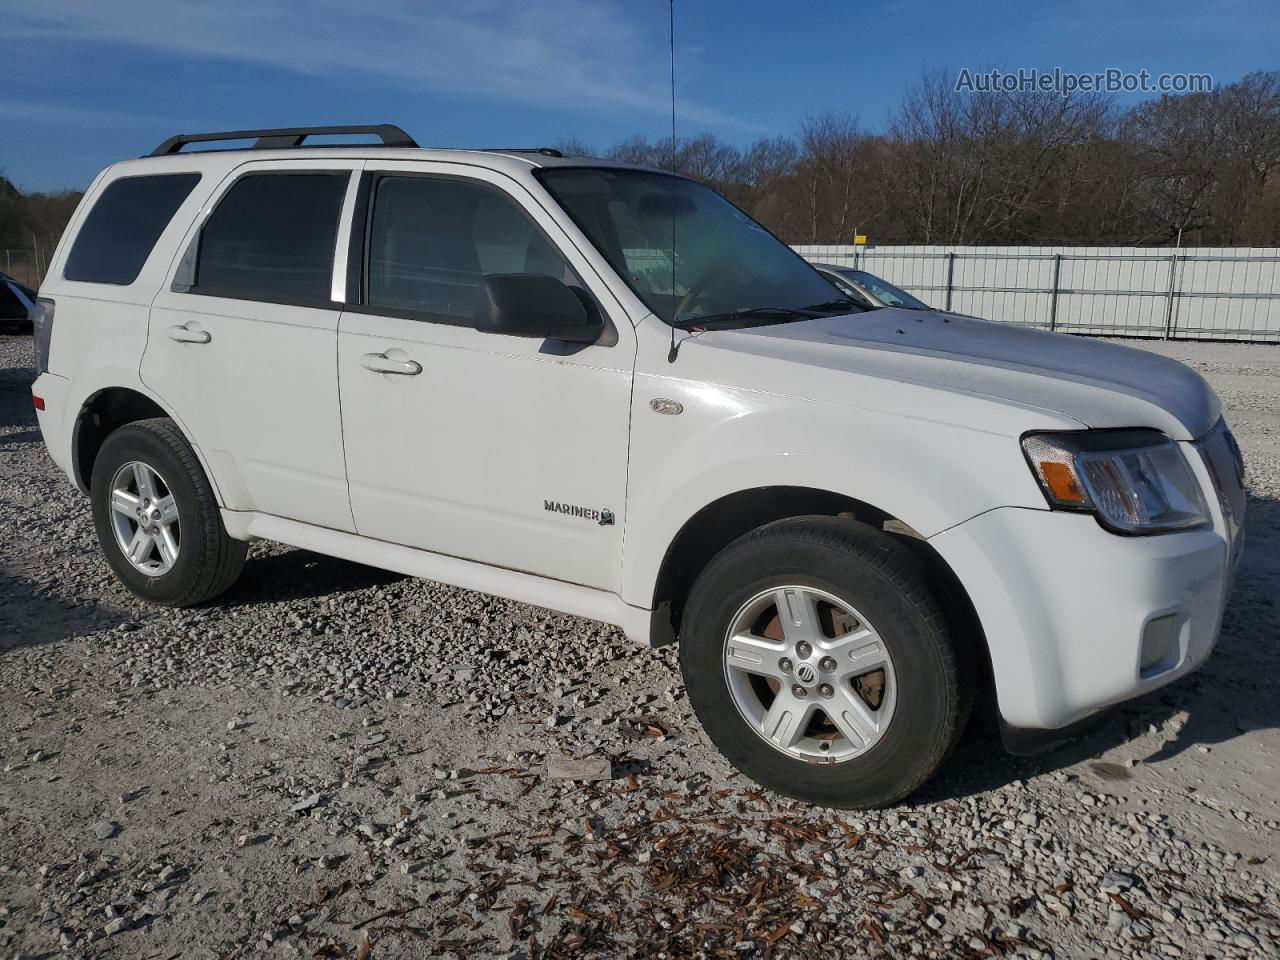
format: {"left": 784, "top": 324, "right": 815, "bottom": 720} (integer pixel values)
{"left": 108, "top": 461, "right": 181, "bottom": 576}
{"left": 722, "top": 585, "right": 897, "bottom": 763}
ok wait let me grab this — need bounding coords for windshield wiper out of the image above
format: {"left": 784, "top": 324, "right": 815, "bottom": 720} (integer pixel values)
{"left": 672, "top": 306, "right": 815, "bottom": 330}
{"left": 800, "top": 298, "right": 862, "bottom": 314}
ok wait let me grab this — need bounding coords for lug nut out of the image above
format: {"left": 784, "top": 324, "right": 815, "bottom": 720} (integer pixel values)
{"left": 820, "top": 656, "right": 837, "bottom": 672}
{"left": 796, "top": 641, "right": 812, "bottom": 658}
{"left": 779, "top": 657, "right": 793, "bottom": 673}
{"left": 792, "top": 685, "right": 808, "bottom": 698}
{"left": 819, "top": 683, "right": 834, "bottom": 698}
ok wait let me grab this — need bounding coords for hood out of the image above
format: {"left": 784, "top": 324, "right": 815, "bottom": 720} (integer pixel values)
{"left": 702, "top": 310, "right": 1219, "bottom": 441}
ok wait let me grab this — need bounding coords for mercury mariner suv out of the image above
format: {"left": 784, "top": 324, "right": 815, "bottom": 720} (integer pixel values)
{"left": 30, "top": 125, "right": 1245, "bottom": 807}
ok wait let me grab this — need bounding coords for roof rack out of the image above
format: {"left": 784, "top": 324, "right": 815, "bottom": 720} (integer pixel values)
{"left": 148, "top": 124, "right": 418, "bottom": 157}
{"left": 483, "top": 147, "right": 564, "bottom": 158}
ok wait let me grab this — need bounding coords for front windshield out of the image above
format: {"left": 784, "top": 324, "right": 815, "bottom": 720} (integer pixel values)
{"left": 538, "top": 168, "right": 846, "bottom": 325}
{"left": 844, "top": 270, "right": 931, "bottom": 311}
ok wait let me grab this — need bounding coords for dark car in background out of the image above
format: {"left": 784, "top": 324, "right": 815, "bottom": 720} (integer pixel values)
{"left": 1, "top": 272, "right": 37, "bottom": 331}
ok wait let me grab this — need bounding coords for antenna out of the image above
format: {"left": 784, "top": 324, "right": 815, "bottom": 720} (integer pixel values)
{"left": 669, "top": 0, "right": 677, "bottom": 171}
{"left": 666, "top": 0, "right": 681, "bottom": 363}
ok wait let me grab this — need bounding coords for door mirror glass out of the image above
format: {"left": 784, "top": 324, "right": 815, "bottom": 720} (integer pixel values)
{"left": 474, "top": 274, "right": 601, "bottom": 343}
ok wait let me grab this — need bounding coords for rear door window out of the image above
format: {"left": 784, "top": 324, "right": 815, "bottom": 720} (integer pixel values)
{"left": 193, "top": 172, "right": 348, "bottom": 304}
{"left": 63, "top": 173, "right": 201, "bottom": 285}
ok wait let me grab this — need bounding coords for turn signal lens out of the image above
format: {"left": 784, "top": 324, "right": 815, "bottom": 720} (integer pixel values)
{"left": 1022, "top": 434, "right": 1090, "bottom": 510}
{"left": 1039, "top": 461, "right": 1086, "bottom": 505}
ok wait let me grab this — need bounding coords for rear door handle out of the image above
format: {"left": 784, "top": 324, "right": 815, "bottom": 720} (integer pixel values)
{"left": 361, "top": 352, "right": 422, "bottom": 375}
{"left": 168, "top": 323, "right": 211, "bottom": 344}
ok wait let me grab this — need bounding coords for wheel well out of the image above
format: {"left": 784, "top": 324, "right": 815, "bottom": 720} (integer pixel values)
{"left": 72, "top": 388, "right": 169, "bottom": 493}
{"left": 651, "top": 486, "right": 991, "bottom": 689}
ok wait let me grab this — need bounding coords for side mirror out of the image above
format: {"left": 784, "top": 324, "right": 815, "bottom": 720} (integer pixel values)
{"left": 474, "top": 274, "right": 602, "bottom": 343}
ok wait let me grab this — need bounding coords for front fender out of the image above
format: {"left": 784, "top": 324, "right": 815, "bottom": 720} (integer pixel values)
{"left": 620, "top": 375, "right": 1048, "bottom": 608}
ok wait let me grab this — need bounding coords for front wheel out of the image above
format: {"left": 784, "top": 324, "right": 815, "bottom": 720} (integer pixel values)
{"left": 90, "top": 418, "right": 247, "bottom": 606}
{"left": 680, "top": 517, "right": 965, "bottom": 808}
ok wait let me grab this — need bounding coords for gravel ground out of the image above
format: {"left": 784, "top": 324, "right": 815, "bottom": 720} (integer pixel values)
{"left": 1, "top": 333, "right": 1277, "bottom": 960}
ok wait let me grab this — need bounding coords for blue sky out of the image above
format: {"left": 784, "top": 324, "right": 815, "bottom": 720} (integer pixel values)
{"left": 2, "top": 0, "right": 1276, "bottom": 192}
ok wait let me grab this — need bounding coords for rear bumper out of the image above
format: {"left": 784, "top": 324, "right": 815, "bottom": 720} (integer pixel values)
{"left": 931, "top": 503, "right": 1236, "bottom": 732}
{"left": 32, "top": 371, "right": 73, "bottom": 480}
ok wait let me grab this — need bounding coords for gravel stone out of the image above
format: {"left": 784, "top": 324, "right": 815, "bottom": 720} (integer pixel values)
{"left": 102, "top": 917, "right": 129, "bottom": 936}
{"left": 289, "top": 792, "right": 322, "bottom": 813}
{"left": 545, "top": 756, "right": 612, "bottom": 780}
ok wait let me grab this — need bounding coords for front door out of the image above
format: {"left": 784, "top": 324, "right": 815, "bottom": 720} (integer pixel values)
{"left": 336, "top": 165, "right": 635, "bottom": 590}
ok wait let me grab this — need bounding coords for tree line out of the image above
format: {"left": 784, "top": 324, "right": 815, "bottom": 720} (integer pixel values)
{"left": 2, "top": 68, "right": 1277, "bottom": 273}
{"left": 0, "top": 176, "right": 79, "bottom": 280}
{"left": 568, "top": 69, "right": 1280, "bottom": 247}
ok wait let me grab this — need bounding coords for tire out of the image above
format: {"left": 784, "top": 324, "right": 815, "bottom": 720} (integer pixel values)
{"left": 680, "top": 517, "right": 964, "bottom": 808}
{"left": 90, "top": 417, "right": 247, "bottom": 606}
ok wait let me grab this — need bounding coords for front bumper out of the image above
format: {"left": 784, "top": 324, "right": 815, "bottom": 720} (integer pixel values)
{"left": 930, "top": 496, "right": 1238, "bottom": 732}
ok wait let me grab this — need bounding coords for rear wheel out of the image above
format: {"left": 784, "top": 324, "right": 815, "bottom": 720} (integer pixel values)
{"left": 90, "top": 418, "right": 247, "bottom": 606}
{"left": 680, "top": 517, "right": 964, "bottom": 808}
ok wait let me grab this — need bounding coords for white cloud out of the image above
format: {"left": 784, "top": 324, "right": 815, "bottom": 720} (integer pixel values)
{"left": 0, "top": 98, "right": 164, "bottom": 127}
{"left": 1, "top": 0, "right": 756, "bottom": 131}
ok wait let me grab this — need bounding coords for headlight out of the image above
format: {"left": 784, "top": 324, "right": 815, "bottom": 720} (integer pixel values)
{"left": 1021, "top": 429, "right": 1209, "bottom": 534}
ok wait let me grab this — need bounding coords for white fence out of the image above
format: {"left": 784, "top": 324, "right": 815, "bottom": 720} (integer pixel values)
{"left": 794, "top": 245, "right": 1280, "bottom": 342}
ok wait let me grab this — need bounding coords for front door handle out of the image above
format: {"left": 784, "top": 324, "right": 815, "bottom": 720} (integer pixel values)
{"left": 168, "top": 323, "right": 211, "bottom": 344}
{"left": 361, "top": 352, "right": 422, "bottom": 375}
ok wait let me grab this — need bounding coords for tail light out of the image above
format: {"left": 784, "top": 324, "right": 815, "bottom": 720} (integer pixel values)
{"left": 33, "top": 298, "right": 55, "bottom": 373}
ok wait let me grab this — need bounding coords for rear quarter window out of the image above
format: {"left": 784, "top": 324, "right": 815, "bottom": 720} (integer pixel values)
{"left": 63, "top": 173, "right": 202, "bottom": 285}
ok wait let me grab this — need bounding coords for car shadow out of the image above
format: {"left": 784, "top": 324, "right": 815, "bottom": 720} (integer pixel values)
{"left": 0, "top": 565, "right": 132, "bottom": 656}
{"left": 1, "top": 352, "right": 38, "bottom": 432}
{"left": 217, "top": 546, "right": 406, "bottom": 607}
{"left": 916, "top": 490, "right": 1280, "bottom": 804}
{"left": 0, "top": 428, "right": 42, "bottom": 446}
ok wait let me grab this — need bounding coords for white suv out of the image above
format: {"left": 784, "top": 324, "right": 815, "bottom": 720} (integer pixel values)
{"left": 30, "top": 125, "right": 1245, "bottom": 807}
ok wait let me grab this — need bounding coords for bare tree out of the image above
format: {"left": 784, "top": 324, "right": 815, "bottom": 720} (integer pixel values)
{"left": 890, "top": 72, "right": 1112, "bottom": 244}
{"left": 1219, "top": 71, "right": 1280, "bottom": 243}
{"left": 552, "top": 137, "right": 598, "bottom": 158}
{"left": 789, "top": 113, "right": 867, "bottom": 243}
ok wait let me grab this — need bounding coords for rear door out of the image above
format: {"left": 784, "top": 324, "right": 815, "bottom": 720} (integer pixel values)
{"left": 143, "top": 160, "right": 361, "bottom": 530}
{"left": 336, "top": 163, "right": 636, "bottom": 589}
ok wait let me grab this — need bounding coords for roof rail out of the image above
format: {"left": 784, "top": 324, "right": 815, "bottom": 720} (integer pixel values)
{"left": 148, "top": 124, "right": 418, "bottom": 156}
{"left": 483, "top": 147, "right": 564, "bottom": 158}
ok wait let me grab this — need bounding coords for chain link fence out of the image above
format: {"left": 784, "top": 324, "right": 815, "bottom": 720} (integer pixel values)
{"left": 0, "top": 249, "right": 45, "bottom": 288}
{"left": 795, "top": 245, "right": 1280, "bottom": 342}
